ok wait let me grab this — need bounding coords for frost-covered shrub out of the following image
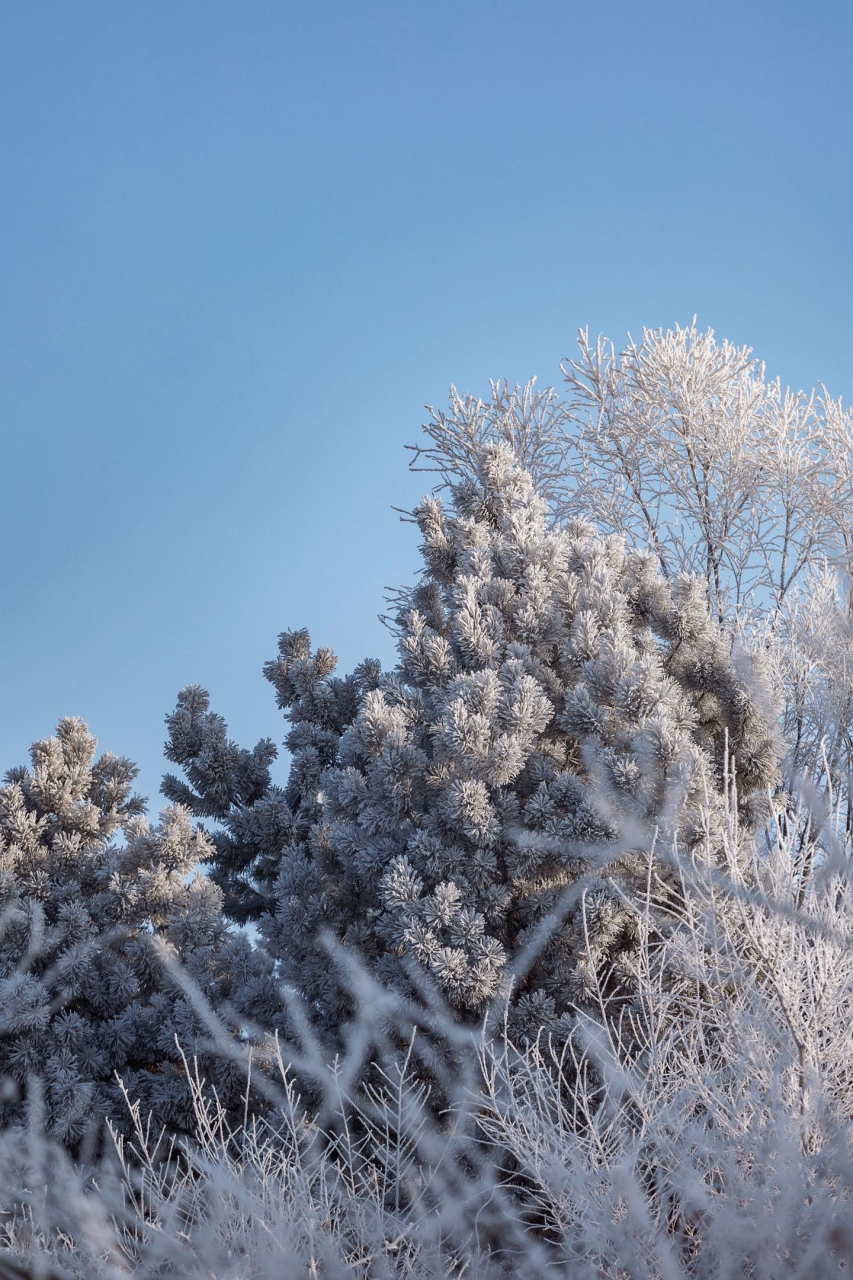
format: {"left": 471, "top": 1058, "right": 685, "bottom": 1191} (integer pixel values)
{"left": 165, "top": 442, "right": 781, "bottom": 1042}
{"left": 0, "top": 717, "right": 270, "bottom": 1148}
{"left": 1, "top": 804, "right": 851, "bottom": 1279}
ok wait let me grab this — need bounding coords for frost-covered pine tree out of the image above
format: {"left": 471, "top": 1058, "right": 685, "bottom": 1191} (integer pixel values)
{"left": 0, "top": 717, "right": 271, "bottom": 1149}
{"left": 163, "top": 648, "right": 380, "bottom": 1042}
{"left": 165, "top": 442, "right": 781, "bottom": 1042}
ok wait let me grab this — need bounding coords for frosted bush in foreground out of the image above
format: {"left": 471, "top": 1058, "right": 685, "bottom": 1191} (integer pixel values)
{"left": 2, "top": 798, "right": 851, "bottom": 1278}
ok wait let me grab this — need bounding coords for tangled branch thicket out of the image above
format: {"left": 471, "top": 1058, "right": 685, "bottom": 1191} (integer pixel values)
{"left": 2, "top": 325, "right": 853, "bottom": 1278}
{"left": 2, "top": 807, "right": 852, "bottom": 1277}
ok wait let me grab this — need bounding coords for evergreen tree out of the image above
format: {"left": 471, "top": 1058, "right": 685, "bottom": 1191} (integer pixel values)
{"left": 0, "top": 717, "right": 270, "bottom": 1149}
{"left": 165, "top": 443, "right": 782, "bottom": 1042}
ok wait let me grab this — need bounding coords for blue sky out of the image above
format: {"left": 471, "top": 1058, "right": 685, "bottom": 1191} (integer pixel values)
{"left": 1, "top": 1, "right": 851, "bottom": 807}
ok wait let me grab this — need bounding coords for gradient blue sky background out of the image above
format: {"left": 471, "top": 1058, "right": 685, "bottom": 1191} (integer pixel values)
{"left": 1, "top": 1, "right": 851, "bottom": 806}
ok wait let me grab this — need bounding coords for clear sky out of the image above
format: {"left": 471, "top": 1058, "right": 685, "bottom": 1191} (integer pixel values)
{"left": 1, "top": 1, "right": 851, "bottom": 807}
